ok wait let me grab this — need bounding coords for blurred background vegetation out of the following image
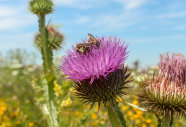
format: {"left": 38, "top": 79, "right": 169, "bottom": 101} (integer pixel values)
{"left": 0, "top": 49, "right": 185, "bottom": 127}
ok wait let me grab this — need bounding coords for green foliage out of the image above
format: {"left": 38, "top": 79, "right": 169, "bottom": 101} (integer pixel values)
{"left": 0, "top": 50, "right": 47, "bottom": 127}
{"left": 108, "top": 102, "right": 126, "bottom": 127}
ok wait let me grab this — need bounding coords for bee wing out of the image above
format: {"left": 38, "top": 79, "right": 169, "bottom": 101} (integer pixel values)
{"left": 88, "top": 33, "right": 95, "bottom": 38}
{"left": 88, "top": 33, "right": 94, "bottom": 38}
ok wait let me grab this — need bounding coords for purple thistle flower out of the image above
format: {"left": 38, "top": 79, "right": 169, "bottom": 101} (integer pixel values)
{"left": 61, "top": 35, "right": 131, "bottom": 106}
{"left": 61, "top": 36, "right": 129, "bottom": 84}
{"left": 158, "top": 53, "right": 186, "bottom": 85}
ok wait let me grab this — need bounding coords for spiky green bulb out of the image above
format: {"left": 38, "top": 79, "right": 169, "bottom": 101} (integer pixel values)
{"left": 35, "top": 26, "right": 64, "bottom": 50}
{"left": 29, "top": 0, "right": 54, "bottom": 15}
{"left": 74, "top": 67, "right": 131, "bottom": 107}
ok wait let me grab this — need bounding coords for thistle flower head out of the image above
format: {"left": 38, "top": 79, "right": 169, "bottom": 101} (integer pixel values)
{"left": 35, "top": 26, "right": 64, "bottom": 50}
{"left": 138, "top": 76, "right": 186, "bottom": 118}
{"left": 138, "top": 53, "right": 186, "bottom": 119}
{"left": 158, "top": 53, "right": 186, "bottom": 84}
{"left": 61, "top": 36, "right": 128, "bottom": 83}
{"left": 29, "top": 0, "right": 54, "bottom": 15}
{"left": 61, "top": 36, "right": 131, "bottom": 106}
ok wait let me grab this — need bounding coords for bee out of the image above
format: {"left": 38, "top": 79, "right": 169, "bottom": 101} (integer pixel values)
{"left": 76, "top": 33, "right": 100, "bottom": 54}
{"left": 76, "top": 43, "right": 91, "bottom": 54}
{"left": 88, "top": 33, "right": 100, "bottom": 47}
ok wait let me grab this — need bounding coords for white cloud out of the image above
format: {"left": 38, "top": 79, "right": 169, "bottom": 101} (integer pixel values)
{"left": 55, "top": 0, "right": 148, "bottom": 10}
{"left": 0, "top": 5, "right": 36, "bottom": 30}
{"left": 131, "top": 34, "right": 186, "bottom": 44}
{"left": 54, "top": 0, "right": 106, "bottom": 9}
{"left": 75, "top": 16, "right": 90, "bottom": 24}
{"left": 54, "top": 0, "right": 148, "bottom": 31}
{"left": 90, "top": 10, "right": 142, "bottom": 32}
{"left": 114, "top": 0, "right": 148, "bottom": 10}
{"left": 0, "top": 32, "right": 34, "bottom": 50}
{"left": 156, "top": 11, "right": 186, "bottom": 19}
{"left": 0, "top": 6, "right": 16, "bottom": 17}
{"left": 0, "top": 4, "right": 36, "bottom": 51}
{"left": 92, "top": 14, "right": 136, "bottom": 30}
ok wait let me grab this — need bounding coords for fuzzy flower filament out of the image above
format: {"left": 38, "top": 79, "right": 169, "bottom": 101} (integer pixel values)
{"left": 158, "top": 53, "right": 186, "bottom": 85}
{"left": 62, "top": 37, "right": 128, "bottom": 83}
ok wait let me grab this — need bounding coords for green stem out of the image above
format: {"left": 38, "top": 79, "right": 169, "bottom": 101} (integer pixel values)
{"left": 155, "top": 113, "right": 161, "bottom": 127}
{"left": 170, "top": 115, "right": 174, "bottom": 127}
{"left": 107, "top": 102, "right": 127, "bottom": 127}
{"left": 161, "top": 116, "right": 173, "bottom": 127}
{"left": 39, "top": 15, "right": 48, "bottom": 74}
{"left": 38, "top": 15, "right": 58, "bottom": 127}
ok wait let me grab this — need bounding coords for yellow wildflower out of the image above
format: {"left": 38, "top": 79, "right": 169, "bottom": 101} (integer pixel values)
{"left": 0, "top": 110, "right": 3, "bottom": 115}
{"left": 0, "top": 106, "right": 7, "bottom": 115}
{"left": 60, "top": 98, "right": 72, "bottom": 107}
{"left": 63, "top": 80, "right": 71, "bottom": 87}
{"left": 0, "top": 101, "right": 7, "bottom": 115}
{"left": 134, "top": 114, "right": 140, "bottom": 119}
{"left": 142, "top": 123, "right": 147, "bottom": 127}
{"left": 146, "top": 119, "right": 152, "bottom": 124}
{"left": 129, "top": 116, "right": 134, "bottom": 120}
{"left": 91, "top": 113, "right": 98, "bottom": 120}
{"left": 135, "top": 119, "right": 141, "bottom": 125}
{"left": 136, "top": 110, "right": 143, "bottom": 115}
{"left": 132, "top": 100, "right": 139, "bottom": 105}
{"left": 75, "top": 111, "right": 82, "bottom": 118}
{"left": 1, "top": 106, "right": 7, "bottom": 112}
{"left": 3, "top": 115, "right": 7, "bottom": 121}
{"left": 54, "top": 81, "right": 62, "bottom": 97}
{"left": 28, "top": 122, "right": 34, "bottom": 127}
{"left": 69, "top": 88, "right": 74, "bottom": 92}
{"left": 127, "top": 111, "right": 133, "bottom": 117}
{"left": 122, "top": 106, "right": 128, "bottom": 111}
{"left": 6, "top": 123, "right": 12, "bottom": 127}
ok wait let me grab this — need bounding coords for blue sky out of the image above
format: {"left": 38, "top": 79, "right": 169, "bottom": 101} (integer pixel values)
{"left": 0, "top": 0, "right": 186, "bottom": 67}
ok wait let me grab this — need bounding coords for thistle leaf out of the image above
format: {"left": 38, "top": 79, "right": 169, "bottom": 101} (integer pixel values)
{"left": 126, "top": 102, "right": 147, "bottom": 111}
{"left": 108, "top": 102, "right": 126, "bottom": 127}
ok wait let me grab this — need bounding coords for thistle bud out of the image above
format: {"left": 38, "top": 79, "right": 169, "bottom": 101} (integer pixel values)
{"left": 29, "top": 0, "right": 54, "bottom": 15}
{"left": 61, "top": 36, "right": 131, "bottom": 107}
{"left": 35, "top": 26, "right": 64, "bottom": 50}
